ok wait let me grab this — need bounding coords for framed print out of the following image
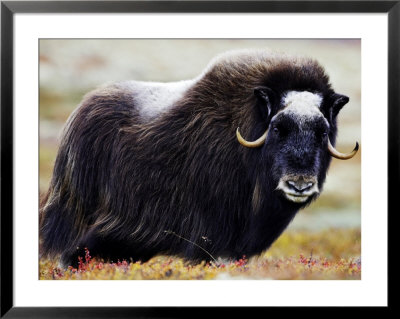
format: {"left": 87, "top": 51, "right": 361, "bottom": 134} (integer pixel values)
{"left": 1, "top": 0, "right": 396, "bottom": 316}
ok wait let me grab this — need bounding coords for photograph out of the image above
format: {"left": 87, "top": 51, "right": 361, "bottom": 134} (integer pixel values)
{"left": 2, "top": 1, "right": 394, "bottom": 313}
{"left": 38, "top": 39, "right": 361, "bottom": 280}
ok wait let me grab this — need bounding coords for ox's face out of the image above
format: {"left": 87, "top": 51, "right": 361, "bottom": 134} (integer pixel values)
{"left": 267, "top": 91, "right": 329, "bottom": 203}
{"left": 236, "top": 87, "right": 358, "bottom": 205}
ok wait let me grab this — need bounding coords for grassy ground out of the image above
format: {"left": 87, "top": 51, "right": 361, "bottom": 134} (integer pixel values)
{"left": 39, "top": 228, "right": 360, "bottom": 280}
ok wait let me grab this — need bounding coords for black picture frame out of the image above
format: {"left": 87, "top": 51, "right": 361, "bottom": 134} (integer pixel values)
{"left": 1, "top": 1, "right": 396, "bottom": 317}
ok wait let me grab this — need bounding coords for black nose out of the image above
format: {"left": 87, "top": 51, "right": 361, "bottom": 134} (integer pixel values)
{"left": 286, "top": 180, "right": 314, "bottom": 193}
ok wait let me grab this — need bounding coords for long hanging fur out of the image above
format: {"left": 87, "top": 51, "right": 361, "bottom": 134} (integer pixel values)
{"left": 40, "top": 50, "right": 340, "bottom": 266}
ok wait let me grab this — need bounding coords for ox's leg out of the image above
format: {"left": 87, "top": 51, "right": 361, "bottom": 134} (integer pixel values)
{"left": 60, "top": 234, "right": 156, "bottom": 268}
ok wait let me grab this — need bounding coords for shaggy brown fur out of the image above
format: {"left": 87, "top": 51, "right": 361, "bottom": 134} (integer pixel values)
{"left": 40, "top": 50, "right": 345, "bottom": 267}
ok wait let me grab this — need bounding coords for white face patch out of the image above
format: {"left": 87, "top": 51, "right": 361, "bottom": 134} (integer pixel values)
{"left": 122, "top": 80, "right": 194, "bottom": 121}
{"left": 276, "top": 91, "right": 325, "bottom": 127}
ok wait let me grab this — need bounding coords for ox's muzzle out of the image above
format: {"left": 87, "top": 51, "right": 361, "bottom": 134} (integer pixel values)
{"left": 276, "top": 175, "right": 319, "bottom": 203}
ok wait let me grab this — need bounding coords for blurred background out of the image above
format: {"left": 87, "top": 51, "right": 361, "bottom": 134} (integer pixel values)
{"left": 39, "top": 39, "right": 361, "bottom": 234}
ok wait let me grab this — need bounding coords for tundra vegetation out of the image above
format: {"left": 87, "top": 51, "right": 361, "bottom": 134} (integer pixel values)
{"left": 39, "top": 40, "right": 361, "bottom": 280}
{"left": 39, "top": 150, "right": 361, "bottom": 280}
{"left": 39, "top": 228, "right": 361, "bottom": 280}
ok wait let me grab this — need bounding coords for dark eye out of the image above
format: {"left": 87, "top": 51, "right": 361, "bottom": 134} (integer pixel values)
{"left": 273, "top": 126, "right": 279, "bottom": 134}
{"left": 322, "top": 132, "right": 328, "bottom": 139}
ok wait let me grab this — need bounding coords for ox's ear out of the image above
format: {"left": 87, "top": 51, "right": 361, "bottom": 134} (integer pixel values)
{"left": 331, "top": 93, "right": 349, "bottom": 118}
{"left": 254, "top": 86, "right": 275, "bottom": 121}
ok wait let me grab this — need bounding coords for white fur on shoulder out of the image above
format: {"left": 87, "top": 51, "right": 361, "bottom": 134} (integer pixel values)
{"left": 122, "top": 80, "right": 194, "bottom": 120}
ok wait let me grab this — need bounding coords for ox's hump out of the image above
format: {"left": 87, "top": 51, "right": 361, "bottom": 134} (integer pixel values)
{"left": 120, "top": 80, "right": 194, "bottom": 120}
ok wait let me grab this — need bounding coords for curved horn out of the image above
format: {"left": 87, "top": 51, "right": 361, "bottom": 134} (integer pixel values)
{"left": 236, "top": 127, "right": 268, "bottom": 148}
{"left": 328, "top": 138, "right": 359, "bottom": 160}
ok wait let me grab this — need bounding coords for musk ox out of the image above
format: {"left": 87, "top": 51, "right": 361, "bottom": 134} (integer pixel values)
{"left": 40, "top": 49, "right": 359, "bottom": 267}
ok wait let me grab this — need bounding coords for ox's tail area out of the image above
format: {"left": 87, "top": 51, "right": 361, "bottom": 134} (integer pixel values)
{"left": 39, "top": 189, "right": 86, "bottom": 264}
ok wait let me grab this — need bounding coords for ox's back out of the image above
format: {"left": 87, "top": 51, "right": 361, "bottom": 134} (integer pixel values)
{"left": 40, "top": 76, "right": 252, "bottom": 264}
